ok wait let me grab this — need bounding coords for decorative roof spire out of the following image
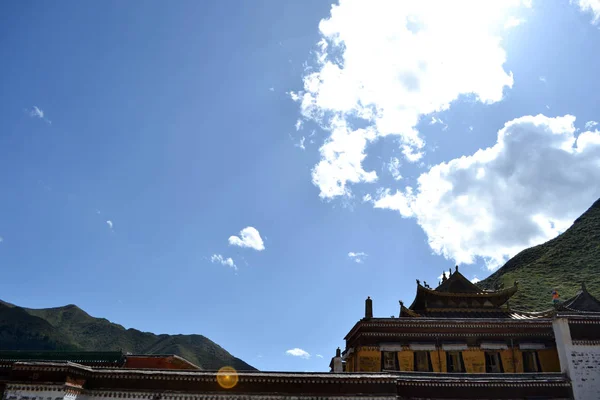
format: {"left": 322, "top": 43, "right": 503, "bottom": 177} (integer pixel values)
{"left": 365, "top": 296, "right": 373, "bottom": 319}
{"left": 416, "top": 279, "right": 421, "bottom": 285}
{"left": 455, "top": 265, "right": 458, "bottom": 272}
{"left": 449, "top": 267, "right": 452, "bottom": 277}
{"left": 335, "top": 347, "right": 341, "bottom": 357}
{"left": 442, "top": 272, "right": 447, "bottom": 282}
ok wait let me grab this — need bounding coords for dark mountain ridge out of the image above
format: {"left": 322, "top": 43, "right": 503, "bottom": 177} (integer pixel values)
{"left": 0, "top": 300, "right": 255, "bottom": 371}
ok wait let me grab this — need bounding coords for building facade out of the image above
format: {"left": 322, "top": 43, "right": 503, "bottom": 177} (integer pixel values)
{"left": 1, "top": 271, "right": 599, "bottom": 399}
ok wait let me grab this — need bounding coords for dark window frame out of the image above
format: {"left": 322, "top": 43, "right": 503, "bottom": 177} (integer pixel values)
{"left": 484, "top": 351, "right": 504, "bottom": 373}
{"left": 380, "top": 351, "right": 399, "bottom": 371}
{"left": 522, "top": 350, "right": 542, "bottom": 372}
{"left": 413, "top": 351, "right": 433, "bottom": 372}
{"left": 446, "top": 351, "right": 466, "bottom": 373}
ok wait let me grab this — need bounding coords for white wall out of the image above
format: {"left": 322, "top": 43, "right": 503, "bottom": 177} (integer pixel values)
{"left": 568, "top": 345, "right": 600, "bottom": 400}
{"left": 3, "top": 387, "right": 71, "bottom": 400}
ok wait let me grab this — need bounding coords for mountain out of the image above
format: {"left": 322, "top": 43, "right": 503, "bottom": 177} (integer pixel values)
{"left": 0, "top": 300, "right": 255, "bottom": 371}
{"left": 479, "top": 198, "right": 600, "bottom": 311}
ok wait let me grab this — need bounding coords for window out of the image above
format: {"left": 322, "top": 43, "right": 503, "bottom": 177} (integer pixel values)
{"left": 381, "top": 351, "right": 398, "bottom": 370}
{"left": 414, "top": 351, "right": 432, "bottom": 372}
{"left": 485, "top": 352, "right": 504, "bottom": 373}
{"left": 446, "top": 351, "right": 465, "bottom": 373}
{"left": 522, "top": 351, "right": 541, "bottom": 372}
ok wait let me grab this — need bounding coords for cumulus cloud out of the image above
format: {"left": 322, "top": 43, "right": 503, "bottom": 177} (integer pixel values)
{"left": 348, "top": 251, "right": 368, "bottom": 263}
{"left": 292, "top": 0, "right": 527, "bottom": 198}
{"left": 210, "top": 254, "right": 237, "bottom": 270}
{"left": 504, "top": 16, "right": 525, "bottom": 29}
{"left": 228, "top": 226, "right": 265, "bottom": 251}
{"left": 374, "top": 114, "right": 600, "bottom": 270}
{"left": 106, "top": 220, "right": 113, "bottom": 230}
{"left": 286, "top": 348, "right": 311, "bottom": 359}
{"left": 471, "top": 277, "right": 481, "bottom": 284}
{"left": 575, "top": 0, "right": 600, "bottom": 23}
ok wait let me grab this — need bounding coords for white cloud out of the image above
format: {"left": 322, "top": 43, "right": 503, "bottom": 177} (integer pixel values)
{"left": 471, "top": 277, "right": 481, "bottom": 283}
{"left": 348, "top": 251, "right": 368, "bottom": 263}
{"left": 286, "top": 348, "right": 311, "bottom": 359}
{"left": 575, "top": 0, "right": 600, "bottom": 23}
{"left": 228, "top": 226, "right": 265, "bottom": 251}
{"left": 210, "top": 254, "right": 238, "bottom": 271}
{"left": 30, "top": 106, "right": 44, "bottom": 118}
{"left": 316, "top": 354, "right": 324, "bottom": 359}
{"left": 585, "top": 120, "right": 599, "bottom": 130}
{"left": 106, "top": 220, "right": 113, "bottom": 229}
{"left": 430, "top": 116, "right": 448, "bottom": 131}
{"left": 388, "top": 157, "right": 403, "bottom": 180}
{"left": 29, "top": 106, "right": 51, "bottom": 124}
{"left": 374, "top": 114, "right": 600, "bottom": 270}
{"left": 295, "top": 136, "right": 306, "bottom": 150}
{"left": 269, "top": 87, "right": 275, "bottom": 92}
{"left": 292, "top": 0, "right": 526, "bottom": 199}
{"left": 504, "top": 16, "right": 525, "bottom": 29}
{"left": 539, "top": 76, "right": 547, "bottom": 83}
{"left": 295, "top": 119, "right": 303, "bottom": 131}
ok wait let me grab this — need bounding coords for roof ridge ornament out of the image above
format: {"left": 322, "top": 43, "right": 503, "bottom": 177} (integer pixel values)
{"left": 455, "top": 265, "right": 458, "bottom": 272}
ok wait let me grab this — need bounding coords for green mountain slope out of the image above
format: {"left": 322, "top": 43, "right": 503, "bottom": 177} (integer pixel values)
{"left": 0, "top": 301, "right": 255, "bottom": 371}
{"left": 480, "top": 198, "right": 600, "bottom": 311}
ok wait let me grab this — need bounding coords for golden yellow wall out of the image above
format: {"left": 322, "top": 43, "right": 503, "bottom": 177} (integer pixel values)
{"left": 398, "top": 350, "right": 414, "bottom": 371}
{"left": 345, "top": 354, "right": 354, "bottom": 372}
{"left": 538, "top": 349, "right": 560, "bottom": 372}
{"left": 498, "top": 349, "right": 525, "bottom": 372}
{"left": 430, "top": 350, "right": 446, "bottom": 372}
{"left": 347, "top": 346, "right": 557, "bottom": 373}
{"left": 356, "top": 347, "right": 381, "bottom": 372}
{"left": 463, "top": 349, "right": 486, "bottom": 373}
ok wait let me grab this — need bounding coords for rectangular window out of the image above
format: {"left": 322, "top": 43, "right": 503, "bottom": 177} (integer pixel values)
{"left": 382, "top": 351, "right": 398, "bottom": 370}
{"left": 522, "top": 351, "right": 541, "bottom": 372}
{"left": 485, "top": 351, "right": 504, "bottom": 373}
{"left": 414, "top": 351, "right": 432, "bottom": 372}
{"left": 446, "top": 351, "right": 465, "bottom": 373}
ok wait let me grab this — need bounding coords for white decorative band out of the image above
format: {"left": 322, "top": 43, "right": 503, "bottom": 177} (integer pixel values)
{"left": 480, "top": 342, "right": 509, "bottom": 350}
{"left": 519, "top": 343, "right": 546, "bottom": 350}
{"left": 441, "top": 344, "right": 468, "bottom": 351}
{"left": 379, "top": 343, "right": 403, "bottom": 352}
{"left": 409, "top": 344, "right": 436, "bottom": 351}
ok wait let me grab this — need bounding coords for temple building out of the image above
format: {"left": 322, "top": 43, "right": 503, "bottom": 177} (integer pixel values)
{"left": 334, "top": 266, "right": 600, "bottom": 399}
{"left": 0, "top": 269, "right": 599, "bottom": 399}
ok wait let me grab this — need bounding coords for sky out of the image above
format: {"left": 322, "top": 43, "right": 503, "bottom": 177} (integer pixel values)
{"left": 1, "top": 0, "right": 600, "bottom": 372}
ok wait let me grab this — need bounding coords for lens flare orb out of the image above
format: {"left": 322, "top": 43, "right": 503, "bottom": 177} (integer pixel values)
{"left": 216, "top": 366, "right": 238, "bottom": 389}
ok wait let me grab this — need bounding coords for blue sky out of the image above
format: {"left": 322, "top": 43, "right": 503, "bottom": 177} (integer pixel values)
{"left": 1, "top": 0, "right": 600, "bottom": 372}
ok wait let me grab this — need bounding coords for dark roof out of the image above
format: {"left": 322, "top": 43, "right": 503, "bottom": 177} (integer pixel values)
{"left": 435, "top": 269, "right": 482, "bottom": 293}
{"left": 0, "top": 350, "right": 125, "bottom": 364}
{"left": 407, "top": 281, "right": 518, "bottom": 311}
{"left": 417, "top": 310, "right": 550, "bottom": 320}
{"left": 557, "top": 283, "right": 600, "bottom": 313}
